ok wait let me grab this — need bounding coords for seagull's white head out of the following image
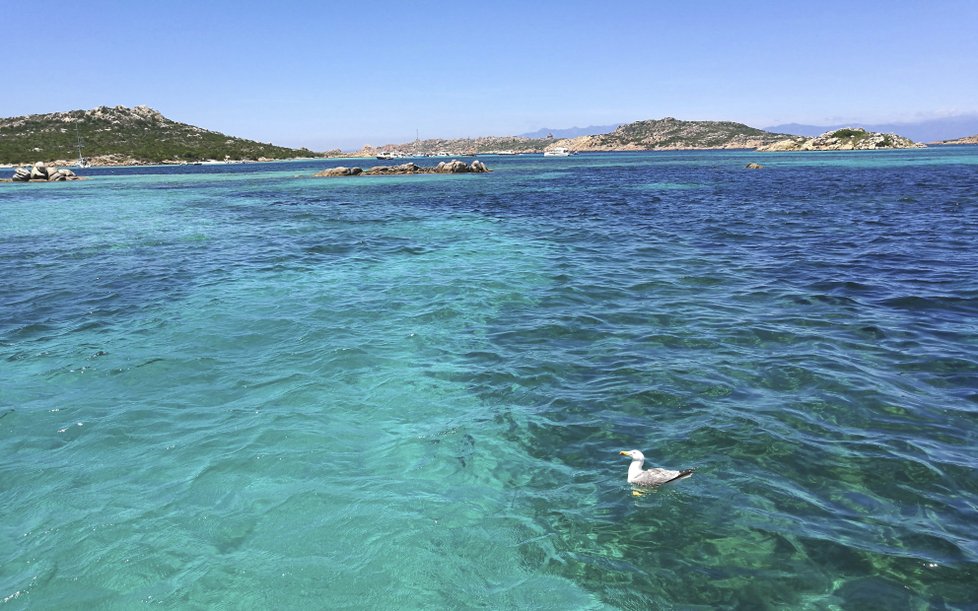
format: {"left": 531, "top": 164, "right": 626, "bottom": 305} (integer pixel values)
{"left": 619, "top": 449, "right": 645, "bottom": 462}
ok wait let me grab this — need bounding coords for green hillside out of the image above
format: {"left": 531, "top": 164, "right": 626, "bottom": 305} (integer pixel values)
{"left": 590, "top": 117, "right": 794, "bottom": 149}
{"left": 0, "top": 105, "right": 324, "bottom": 164}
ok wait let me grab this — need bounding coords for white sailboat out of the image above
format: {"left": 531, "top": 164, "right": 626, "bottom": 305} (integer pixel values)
{"left": 74, "top": 124, "right": 89, "bottom": 168}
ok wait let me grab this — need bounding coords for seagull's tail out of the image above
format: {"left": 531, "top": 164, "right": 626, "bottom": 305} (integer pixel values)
{"left": 664, "top": 469, "right": 694, "bottom": 484}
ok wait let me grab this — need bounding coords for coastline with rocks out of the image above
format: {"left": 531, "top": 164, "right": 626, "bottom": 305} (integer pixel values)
{"left": 2, "top": 105, "right": 943, "bottom": 168}
{"left": 937, "top": 134, "right": 978, "bottom": 145}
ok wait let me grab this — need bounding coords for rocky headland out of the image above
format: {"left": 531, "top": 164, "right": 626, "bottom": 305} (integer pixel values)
{"left": 936, "top": 134, "right": 978, "bottom": 145}
{"left": 314, "top": 160, "right": 490, "bottom": 177}
{"left": 0, "top": 105, "right": 330, "bottom": 166}
{"left": 757, "top": 128, "right": 925, "bottom": 151}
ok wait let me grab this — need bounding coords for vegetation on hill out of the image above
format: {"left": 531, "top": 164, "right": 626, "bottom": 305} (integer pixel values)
{"left": 0, "top": 105, "right": 326, "bottom": 165}
{"left": 824, "top": 128, "right": 895, "bottom": 147}
{"left": 829, "top": 128, "right": 867, "bottom": 140}
{"left": 606, "top": 119, "right": 774, "bottom": 147}
{"left": 553, "top": 117, "right": 798, "bottom": 151}
{"left": 757, "top": 127, "right": 923, "bottom": 151}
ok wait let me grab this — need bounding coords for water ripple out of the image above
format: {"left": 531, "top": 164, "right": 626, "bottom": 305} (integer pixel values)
{"left": 2, "top": 151, "right": 978, "bottom": 608}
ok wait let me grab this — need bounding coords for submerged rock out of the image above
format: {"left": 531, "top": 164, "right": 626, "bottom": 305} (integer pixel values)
{"left": 745, "top": 162, "right": 764, "bottom": 169}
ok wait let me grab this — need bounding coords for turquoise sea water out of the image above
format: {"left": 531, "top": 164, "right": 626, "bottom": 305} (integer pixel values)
{"left": 2, "top": 149, "right": 977, "bottom": 609}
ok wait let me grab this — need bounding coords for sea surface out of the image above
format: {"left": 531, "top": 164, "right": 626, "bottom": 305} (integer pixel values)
{"left": 2, "top": 149, "right": 977, "bottom": 609}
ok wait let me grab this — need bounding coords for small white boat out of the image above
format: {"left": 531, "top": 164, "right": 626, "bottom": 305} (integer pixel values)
{"left": 543, "top": 147, "right": 572, "bottom": 157}
{"left": 74, "top": 124, "right": 90, "bottom": 167}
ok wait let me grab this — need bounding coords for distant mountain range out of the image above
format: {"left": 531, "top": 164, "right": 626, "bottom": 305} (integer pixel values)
{"left": 0, "top": 105, "right": 329, "bottom": 165}
{"left": 764, "top": 115, "right": 978, "bottom": 143}
{"left": 518, "top": 124, "right": 621, "bottom": 139}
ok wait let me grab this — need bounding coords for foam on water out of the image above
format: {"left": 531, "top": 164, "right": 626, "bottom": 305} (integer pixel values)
{"left": 2, "top": 150, "right": 977, "bottom": 608}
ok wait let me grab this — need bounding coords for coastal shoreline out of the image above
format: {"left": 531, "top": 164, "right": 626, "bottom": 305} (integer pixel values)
{"left": 7, "top": 107, "right": 957, "bottom": 169}
{"left": 6, "top": 146, "right": 961, "bottom": 180}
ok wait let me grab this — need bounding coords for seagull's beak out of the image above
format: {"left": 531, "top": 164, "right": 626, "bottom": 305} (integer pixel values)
{"left": 619, "top": 451, "right": 630, "bottom": 457}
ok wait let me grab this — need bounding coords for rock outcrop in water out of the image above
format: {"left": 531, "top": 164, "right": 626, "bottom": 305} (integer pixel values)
{"left": 757, "top": 128, "right": 924, "bottom": 151}
{"left": 314, "top": 160, "right": 490, "bottom": 178}
{"left": 6, "top": 161, "right": 83, "bottom": 182}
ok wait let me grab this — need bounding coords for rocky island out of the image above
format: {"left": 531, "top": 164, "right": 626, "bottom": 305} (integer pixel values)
{"left": 547, "top": 118, "right": 798, "bottom": 151}
{"left": 757, "top": 127, "right": 924, "bottom": 151}
{"left": 937, "top": 134, "right": 978, "bottom": 145}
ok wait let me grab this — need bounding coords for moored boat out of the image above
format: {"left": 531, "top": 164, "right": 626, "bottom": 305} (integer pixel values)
{"left": 543, "top": 147, "right": 572, "bottom": 157}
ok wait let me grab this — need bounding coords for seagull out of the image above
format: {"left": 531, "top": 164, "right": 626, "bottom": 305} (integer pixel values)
{"left": 619, "top": 450, "right": 693, "bottom": 486}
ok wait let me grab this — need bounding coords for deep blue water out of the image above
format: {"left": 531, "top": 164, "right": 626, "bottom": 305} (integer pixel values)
{"left": 2, "top": 149, "right": 977, "bottom": 609}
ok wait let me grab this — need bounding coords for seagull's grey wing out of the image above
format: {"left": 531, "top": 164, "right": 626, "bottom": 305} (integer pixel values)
{"left": 633, "top": 467, "right": 694, "bottom": 486}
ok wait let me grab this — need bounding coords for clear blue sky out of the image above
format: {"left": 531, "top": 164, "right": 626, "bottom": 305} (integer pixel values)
{"left": 5, "top": 0, "right": 977, "bottom": 150}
